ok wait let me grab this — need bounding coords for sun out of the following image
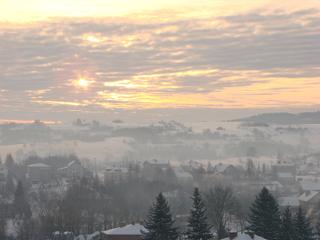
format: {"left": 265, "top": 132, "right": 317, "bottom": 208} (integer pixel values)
{"left": 73, "top": 78, "right": 92, "bottom": 89}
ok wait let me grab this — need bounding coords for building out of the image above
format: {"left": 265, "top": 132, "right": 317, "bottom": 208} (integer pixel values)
{"left": 58, "top": 159, "right": 87, "bottom": 179}
{"left": 272, "top": 162, "right": 296, "bottom": 184}
{"left": 27, "top": 163, "right": 53, "bottom": 183}
{"left": 298, "top": 191, "right": 320, "bottom": 207}
{"left": 221, "top": 231, "right": 267, "bottom": 240}
{"left": 101, "top": 224, "right": 147, "bottom": 240}
{"left": 278, "top": 195, "right": 300, "bottom": 208}
{"left": 104, "top": 167, "right": 129, "bottom": 184}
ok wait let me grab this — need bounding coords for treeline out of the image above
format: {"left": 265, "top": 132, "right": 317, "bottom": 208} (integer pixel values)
{"left": 144, "top": 187, "right": 317, "bottom": 240}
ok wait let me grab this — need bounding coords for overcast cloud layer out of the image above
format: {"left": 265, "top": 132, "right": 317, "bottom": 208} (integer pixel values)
{"left": 0, "top": 1, "right": 320, "bottom": 122}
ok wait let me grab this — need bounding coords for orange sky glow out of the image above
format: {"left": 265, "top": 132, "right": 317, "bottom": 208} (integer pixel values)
{"left": 0, "top": 0, "right": 319, "bottom": 117}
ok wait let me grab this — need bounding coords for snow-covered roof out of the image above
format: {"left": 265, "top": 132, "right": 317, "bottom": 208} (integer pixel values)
{"left": 298, "top": 191, "right": 320, "bottom": 202}
{"left": 173, "top": 168, "right": 193, "bottom": 179}
{"left": 221, "top": 233, "right": 266, "bottom": 240}
{"left": 300, "top": 180, "right": 320, "bottom": 191}
{"left": 105, "top": 167, "right": 129, "bottom": 173}
{"left": 213, "top": 163, "right": 240, "bottom": 174}
{"left": 277, "top": 172, "right": 293, "bottom": 178}
{"left": 279, "top": 196, "right": 300, "bottom": 207}
{"left": 102, "top": 224, "right": 147, "bottom": 236}
{"left": 28, "top": 163, "right": 51, "bottom": 168}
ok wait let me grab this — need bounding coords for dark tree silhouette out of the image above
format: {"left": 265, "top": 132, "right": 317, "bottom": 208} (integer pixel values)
{"left": 248, "top": 187, "right": 281, "bottom": 240}
{"left": 186, "top": 188, "right": 211, "bottom": 240}
{"left": 144, "top": 193, "right": 178, "bottom": 240}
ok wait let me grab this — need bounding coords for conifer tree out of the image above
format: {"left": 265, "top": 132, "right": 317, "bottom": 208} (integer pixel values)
{"left": 186, "top": 188, "right": 211, "bottom": 240}
{"left": 13, "top": 181, "right": 31, "bottom": 218}
{"left": 144, "top": 193, "right": 178, "bottom": 240}
{"left": 294, "top": 207, "right": 314, "bottom": 240}
{"left": 280, "top": 207, "right": 294, "bottom": 240}
{"left": 248, "top": 187, "right": 281, "bottom": 240}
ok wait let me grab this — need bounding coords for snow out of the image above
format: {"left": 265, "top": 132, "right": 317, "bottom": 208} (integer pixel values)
{"left": 278, "top": 196, "right": 300, "bottom": 207}
{"left": 298, "top": 191, "right": 319, "bottom": 202}
{"left": 27, "top": 163, "right": 51, "bottom": 168}
{"left": 300, "top": 180, "right": 320, "bottom": 191}
{"left": 221, "top": 233, "right": 267, "bottom": 240}
{"left": 102, "top": 224, "right": 147, "bottom": 236}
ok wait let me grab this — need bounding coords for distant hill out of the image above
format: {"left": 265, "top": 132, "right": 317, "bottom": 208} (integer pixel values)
{"left": 233, "top": 111, "right": 320, "bottom": 125}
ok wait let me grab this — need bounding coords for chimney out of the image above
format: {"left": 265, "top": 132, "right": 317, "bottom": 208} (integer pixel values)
{"left": 229, "top": 231, "right": 238, "bottom": 240}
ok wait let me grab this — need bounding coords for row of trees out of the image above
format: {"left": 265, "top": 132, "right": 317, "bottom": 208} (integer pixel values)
{"left": 249, "top": 187, "right": 314, "bottom": 240}
{"left": 144, "top": 187, "right": 316, "bottom": 240}
{"left": 144, "top": 188, "right": 211, "bottom": 240}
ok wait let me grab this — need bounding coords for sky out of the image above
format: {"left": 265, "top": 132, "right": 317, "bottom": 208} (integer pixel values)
{"left": 0, "top": 0, "right": 320, "bottom": 122}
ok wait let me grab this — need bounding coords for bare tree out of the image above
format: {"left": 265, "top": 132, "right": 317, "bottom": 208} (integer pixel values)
{"left": 205, "top": 186, "right": 238, "bottom": 239}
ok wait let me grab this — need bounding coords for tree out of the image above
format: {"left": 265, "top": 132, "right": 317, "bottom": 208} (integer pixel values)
{"left": 186, "top": 188, "right": 211, "bottom": 240}
{"left": 280, "top": 207, "right": 294, "bottom": 240}
{"left": 315, "top": 213, "right": 320, "bottom": 240}
{"left": 13, "top": 181, "right": 31, "bottom": 218}
{"left": 294, "top": 207, "right": 314, "bottom": 240}
{"left": 248, "top": 187, "right": 281, "bottom": 240}
{"left": 205, "top": 186, "right": 237, "bottom": 239}
{"left": 144, "top": 193, "right": 179, "bottom": 240}
{"left": 0, "top": 213, "right": 6, "bottom": 240}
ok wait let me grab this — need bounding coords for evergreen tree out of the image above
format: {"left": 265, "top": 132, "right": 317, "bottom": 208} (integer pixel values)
{"left": 294, "top": 207, "right": 314, "bottom": 240}
{"left": 248, "top": 187, "right": 281, "bottom": 240}
{"left": 280, "top": 207, "right": 294, "bottom": 240}
{"left": 186, "top": 188, "right": 211, "bottom": 240}
{"left": 13, "top": 181, "right": 31, "bottom": 218}
{"left": 144, "top": 193, "right": 178, "bottom": 240}
{"left": 0, "top": 214, "right": 6, "bottom": 240}
{"left": 316, "top": 216, "right": 320, "bottom": 240}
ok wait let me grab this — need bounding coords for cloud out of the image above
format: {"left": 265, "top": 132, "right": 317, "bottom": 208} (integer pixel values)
{"left": 0, "top": 7, "right": 319, "bottom": 114}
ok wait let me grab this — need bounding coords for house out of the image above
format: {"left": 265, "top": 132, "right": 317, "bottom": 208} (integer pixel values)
{"left": 252, "top": 181, "right": 283, "bottom": 192}
{"left": 298, "top": 191, "right": 320, "bottom": 207}
{"left": 0, "top": 161, "right": 8, "bottom": 192}
{"left": 278, "top": 195, "right": 300, "bottom": 208}
{"left": 212, "top": 163, "right": 244, "bottom": 179}
{"left": 104, "top": 167, "right": 129, "bottom": 184}
{"left": 142, "top": 159, "right": 174, "bottom": 182}
{"left": 101, "top": 224, "right": 147, "bottom": 240}
{"left": 58, "top": 159, "right": 87, "bottom": 179}
{"left": 173, "top": 167, "right": 193, "bottom": 184}
{"left": 27, "top": 163, "right": 53, "bottom": 183}
{"left": 272, "top": 162, "right": 296, "bottom": 184}
{"left": 221, "top": 231, "right": 267, "bottom": 240}
{"left": 0, "top": 161, "right": 7, "bottom": 182}
{"left": 299, "top": 180, "right": 320, "bottom": 192}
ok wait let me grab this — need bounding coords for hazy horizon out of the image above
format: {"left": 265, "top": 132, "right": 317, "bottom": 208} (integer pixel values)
{"left": 1, "top": 0, "right": 320, "bottom": 124}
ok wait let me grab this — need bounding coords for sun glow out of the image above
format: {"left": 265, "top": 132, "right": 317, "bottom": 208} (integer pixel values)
{"left": 73, "top": 78, "right": 93, "bottom": 89}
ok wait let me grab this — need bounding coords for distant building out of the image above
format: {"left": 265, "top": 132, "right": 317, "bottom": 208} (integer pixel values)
{"left": 0, "top": 161, "right": 8, "bottom": 182}
{"left": 272, "top": 162, "right": 296, "bottom": 184}
{"left": 27, "top": 163, "right": 53, "bottom": 183}
{"left": 212, "top": 163, "right": 244, "bottom": 179}
{"left": 221, "top": 231, "right": 267, "bottom": 240}
{"left": 58, "top": 159, "right": 87, "bottom": 179}
{"left": 173, "top": 167, "right": 193, "bottom": 184}
{"left": 298, "top": 191, "right": 320, "bottom": 207}
{"left": 101, "top": 224, "right": 147, "bottom": 240}
{"left": 278, "top": 195, "right": 300, "bottom": 208}
{"left": 142, "top": 159, "right": 173, "bottom": 182}
{"left": 104, "top": 167, "right": 129, "bottom": 184}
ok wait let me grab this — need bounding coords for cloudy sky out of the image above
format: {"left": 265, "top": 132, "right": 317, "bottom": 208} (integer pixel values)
{"left": 0, "top": 0, "right": 319, "bottom": 122}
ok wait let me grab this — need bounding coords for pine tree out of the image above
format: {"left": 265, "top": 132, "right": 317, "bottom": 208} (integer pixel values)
{"left": 280, "top": 207, "right": 294, "bottom": 240}
{"left": 186, "top": 188, "right": 212, "bottom": 240}
{"left": 294, "top": 207, "right": 314, "bottom": 240}
{"left": 144, "top": 193, "right": 179, "bottom": 240}
{"left": 316, "top": 216, "right": 320, "bottom": 240}
{"left": 248, "top": 187, "right": 281, "bottom": 240}
{"left": 13, "top": 181, "right": 31, "bottom": 218}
